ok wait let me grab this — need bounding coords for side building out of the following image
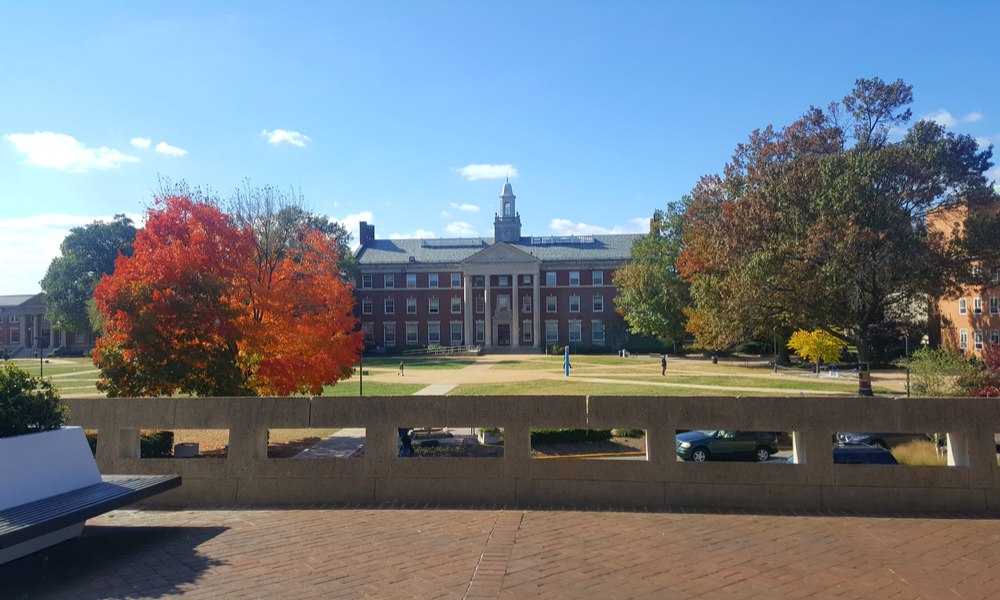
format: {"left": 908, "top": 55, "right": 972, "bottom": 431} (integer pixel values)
{"left": 0, "top": 294, "right": 97, "bottom": 358}
{"left": 354, "top": 183, "right": 643, "bottom": 351}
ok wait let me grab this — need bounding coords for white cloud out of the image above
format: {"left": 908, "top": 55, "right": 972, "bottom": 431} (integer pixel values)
{"left": 976, "top": 137, "right": 993, "bottom": 149}
{"left": 453, "top": 164, "right": 517, "bottom": 181}
{"left": 262, "top": 129, "right": 310, "bottom": 147}
{"left": 964, "top": 112, "right": 983, "bottom": 123}
{"left": 446, "top": 221, "right": 478, "bottom": 236}
{"left": 130, "top": 137, "right": 151, "bottom": 148}
{"left": 0, "top": 213, "right": 144, "bottom": 293}
{"left": 389, "top": 230, "right": 435, "bottom": 240}
{"left": 450, "top": 202, "right": 480, "bottom": 213}
{"left": 923, "top": 110, "right": 984, "bottom": 128}
{"left": 4, "top": 132, "right": 138, "bottom": 172}
{"left": 439, "top": 211, "right": 451, "bottom": 218}
{"left": 155, "top": 142, "right": 188, "bottom": 157}
{"left": 332, "top": 211, "right": 373, "bottom": 242}
{"left": 549, "top": 217, "right": 648, "bottom": 236}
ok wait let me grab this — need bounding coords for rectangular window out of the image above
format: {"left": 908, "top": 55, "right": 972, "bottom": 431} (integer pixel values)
{"left": 451, "top": 273, "right": 461, "bottom": 288}
{"left": 569, "top": 296, "right": 580, "bottom": 312}
{"left": 569, "top": 322, "right": 582, "bottom": 343}
{"left": 992, "top": 297, "right": 999, "bottom": 315}
{"left": 974, "top": 297, "right": 983, "bottom": 315}
{"left": 523, "top": 321, "right": 532, "bottom": 342}
{"left": 362, "top": 323, "right": 374, "bottom": 341}
{"left": 476, "top": 321, "right": 485, "bottom": 343}
{"left": 960, "top": 329, "right": 968, "bottom": 350}
{"left": 406, "top": 274, "right": 416, "bottom": 289}
{"left": 476, "top": 297, "right": 485, "bottom": 313}
{"left": 546, "top": 322, "right": 558, "bottom": 343}
{"left": 428, "top": 323, "right": 441, "bottom": 345}
{"left": 499, "top": 276, "right": 508, "bottom": 287}
{"left": 362, "top": 275, "right": 372, "bottom": 289}
{"left": 569, "top": 271, "right": 580, "bottom": 286}
{"left": 451, "top": 323, "right": 463, "bottom": 345}
{"left": 384, "top": 298, "right": 394, "bottom": 314}
{"left": 406, "top": 323, "right": 418, "bottom": 344}
{"left": 498, "top": 295, "right": 509, "bottom": 310}
{"left": 975, "top": 330, "right": 984, "bottom": 351}
{"left": 362, "top": 298, "right": 373, "bottom": 314}
{"left": 384, "top": 274, "right": 394, "bottom": 288}
{"left": 991, "top": 330, "right": 999, "bottom": 346}
{"left": 959, "top": 298, "right": 967, "bottom": 315}
{"left": 475, "top": 276, "right": 484, "bottom": 287}
{"left": 429, "top": 298, "right": 439, "bottom": 314}
{"left": 592, "top": 271, "right": 603, "bottom": 285}
{"left": 406, "top": 298, "right": 417, "bottom": 314}
{"left": 593, "top": 295, "right": 604, "bottom": 312}
{"left": 523, "top": 296, "right": 531, "bottom": 313}
{"left": 9, "top": 315, "right": 19, "bottom": 323}
{"left": 522, "top": 275, "right": 531, "bottom": 285}
{"left": 429, "top": 273, "right": 439, "bottom": 288}
{"left": 76, "top": 333, "right": 86, "bottom": 344}
{"left": 10, "top": 330, "right": 19, "bottom": 344}
{"left": 385, "top": 323, "right": 396, "bottom": 346}
{"left": 546, "top": 272, "right": 556, "bottom": 286}
{"left": 592, "top": 321, "right": 605, "bottom": 344}
{"left": 451, "top": 297, "right": 462, "bottom": 314}
{"left": 546, "top": 296, "right": 557, "bottom": 313}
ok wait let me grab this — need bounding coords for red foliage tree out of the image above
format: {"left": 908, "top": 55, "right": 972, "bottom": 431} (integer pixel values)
{"left": 93, "top": 189, "right": 362, "bottom": 397}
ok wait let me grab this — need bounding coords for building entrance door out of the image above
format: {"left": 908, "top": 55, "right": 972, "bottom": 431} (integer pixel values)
{"left": 497, "top": 324, "right": 511, "bottom": 346}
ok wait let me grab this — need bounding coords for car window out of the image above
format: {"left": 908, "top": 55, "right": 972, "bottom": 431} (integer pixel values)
{"left": 695, "top": 430, "right": 717, "bottom": 437}
{"left": 718, "top": 431, "right": 736, "bottom": 439}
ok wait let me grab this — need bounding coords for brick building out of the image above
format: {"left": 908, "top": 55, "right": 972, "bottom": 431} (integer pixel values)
{"left": 354, "top": 183, "right": 642, "bottom": 351}
{"left": 928, "top": 202, "right": 1000, "bottom": 356}
{"left": 0, "top": 293, "right": 96, "bottom": 358}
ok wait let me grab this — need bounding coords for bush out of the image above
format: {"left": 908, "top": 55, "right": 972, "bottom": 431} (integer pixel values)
{"left": 84, "top": 429, "right": 175, "bottom": 457}
{"left": 0, "top": 363, "right": 68, "bottom": 438}
{"left": 902, "top": 347, "right": 976, "bottom": 397}
{"left": 530, "top": 428, "right": 613, "bottom": 444}
{"left": 733, "top": 340, "right": 771, "bottom": 356}
{"left": 612, "top": 429, "right": 645, "bottom": 438}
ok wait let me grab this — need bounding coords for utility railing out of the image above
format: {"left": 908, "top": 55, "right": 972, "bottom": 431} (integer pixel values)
{"left": 62, "top": 396, "right": 1000, "bottom": 511}
{"left": 401, "top": 345, "right": 481, "bottom": 357}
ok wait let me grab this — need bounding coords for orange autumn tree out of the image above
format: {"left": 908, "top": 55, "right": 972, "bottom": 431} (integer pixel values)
{"left": 93, "top": 186, "right": 362, "bottom": 397}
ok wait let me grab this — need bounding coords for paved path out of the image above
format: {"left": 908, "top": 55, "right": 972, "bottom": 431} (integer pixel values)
{"left": 5, "top": 505, "right": 1000, "bottom": 599}
{"left": 293, "top": 428, "right": 366, "bottom": 459}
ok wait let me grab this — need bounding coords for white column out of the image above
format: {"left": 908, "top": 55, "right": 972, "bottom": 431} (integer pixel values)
{"left": 19, "top": 315, "right": 26, "bottom": 349}
{"left": 49, "top": 324, "right": 56, "bottom": 349}
{"left": 484, "top": 276, "right": 492, "bottom": 348}
{"left": 464, "top": 273, "right": 473, "bottom": 347}
{"left": 512, "top": 274, "right": 519, "bottom": 347}
{"left": 532, "top": 273, "right": 541, "bottom": 348}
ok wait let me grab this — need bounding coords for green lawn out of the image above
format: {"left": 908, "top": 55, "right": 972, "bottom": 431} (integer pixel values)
{"left": 592, "top": 374, "right": 887, "bottom": 393}
{"left": 358, "top": 357, "right": 476, "bottom": 370}
{"left": 320, "top": 380, "right": 426, "bottom": 396}
{"left": 7, "top": 358, "right": 103, "bottom": 396}
{"left": 448, "top": 381, "right": 776, "bottom": 396}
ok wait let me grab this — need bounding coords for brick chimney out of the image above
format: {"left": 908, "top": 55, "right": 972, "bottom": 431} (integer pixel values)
{"left": 359, "top": 221, "right": 375, "bottom": 246}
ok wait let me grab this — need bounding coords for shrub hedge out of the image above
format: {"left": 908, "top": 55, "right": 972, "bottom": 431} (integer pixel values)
{"left": 530, "top": 428, "right": 613, "bottom": 444}
{"left": 84, "top": 430, "right": 175, "bottom": 458}
{"left": 0, "top": 363, "right": 68, "bottom": 438}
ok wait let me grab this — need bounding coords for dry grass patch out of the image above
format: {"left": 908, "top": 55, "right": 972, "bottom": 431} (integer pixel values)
{"left": 891, "top": 440, "right": 948, "bottom": 466}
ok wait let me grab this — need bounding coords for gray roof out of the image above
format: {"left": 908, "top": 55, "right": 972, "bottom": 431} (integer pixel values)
{"left": 356, "top": 234, "right": 643, "bottom": 265}
{"left": 0, "top": 294, "right": 44, "bottom": 308}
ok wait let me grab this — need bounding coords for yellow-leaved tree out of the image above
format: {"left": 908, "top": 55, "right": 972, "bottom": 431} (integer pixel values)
{"left": 787, "top": 330, "right": 842, "bottom": 371}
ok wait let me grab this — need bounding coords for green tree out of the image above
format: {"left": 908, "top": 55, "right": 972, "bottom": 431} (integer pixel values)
{"left": 40, "top": 214, "right": 137, "bottom": 335}
{"left": 0, "top": 363, "right": 67, "bottom": 438}
{"left": 613, "top": 197, "right": 692, "bottom": 353}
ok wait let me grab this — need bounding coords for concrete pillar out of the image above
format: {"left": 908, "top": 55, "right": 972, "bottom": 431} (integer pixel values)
{"left": 946, "top": 432, "right": 969, "bottom": 467}
{"left": 19, "top": 314, "right": 26, "bottom": 349}
{"left": 512, "top": 274, "right": 519, "bottom": 347}
{"left": 463, "top": 273, "right": 473, "bottom": 346}
{"left": 483, "top": 274, "right": 493, "bottom": 348}
{"left": 792, "top": 431, "right": 807, "bottom": 464}
{"left": 119, "top": 429, "right": 141, "bottom": 460}
{"left": 532, "top": 274, "right": 541, "bottom": 348}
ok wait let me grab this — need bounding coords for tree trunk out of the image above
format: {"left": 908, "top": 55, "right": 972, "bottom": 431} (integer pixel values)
{"left": 856, "top": 331, "right": 873, "bottom": 396}
{"left": 673, "top": 336, "right": 686, "bottom": 356}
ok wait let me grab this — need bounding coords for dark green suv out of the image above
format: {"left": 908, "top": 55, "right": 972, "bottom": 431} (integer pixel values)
{"left": 676, "top": 430, "right": 779, "bottom": 462}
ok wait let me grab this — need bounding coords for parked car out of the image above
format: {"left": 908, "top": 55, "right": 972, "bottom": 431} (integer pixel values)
{"left": 787, "top": 444, "right": 899, "bottom": 465}
{"left": 675, "top": 430, "right": 779, "bottom": 462}
{"left": 835, "top": 432, "right": 925, "bottom": 450}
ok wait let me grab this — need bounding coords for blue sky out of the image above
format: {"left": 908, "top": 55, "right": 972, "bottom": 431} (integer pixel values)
{"left": 2, "top": 1, "right": 998, "bottom": 293}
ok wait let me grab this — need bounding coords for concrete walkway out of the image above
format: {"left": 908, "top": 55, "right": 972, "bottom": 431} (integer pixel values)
{"left": 292, "top": 428, "right": 365, "bottom": 459}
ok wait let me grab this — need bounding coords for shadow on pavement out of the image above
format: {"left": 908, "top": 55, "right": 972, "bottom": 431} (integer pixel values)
{"left": 0, "top": 525, "right": 228, "bottom": 600}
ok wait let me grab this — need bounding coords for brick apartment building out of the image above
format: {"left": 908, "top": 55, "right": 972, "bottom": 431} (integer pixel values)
{"left": 928, "top": 202, "right": 1000, "bottom": 356}
{"left": 0, "top": 293, "right": 96, "bottom": 358}
{"left": 354, "top": 183, "right": 642, "bottom": 351}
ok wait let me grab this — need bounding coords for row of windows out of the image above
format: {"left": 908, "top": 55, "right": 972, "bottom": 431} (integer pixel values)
{"left": 959, "top": 329, "right": 1000, "bottom": 351}
{"left": 361, "top": 271, "right": 606, "bottom": 289}
{"left": 958, "top": 297, "right": 1000, "bottom": 316}
{"left": 361, "top": 295, "right": 605, "bottom": 315}
{"left": 362, "top": 320, "right": 607, "bottom": 346}
{"left": 5, "top": 331, "right": 87, "bottom": 345}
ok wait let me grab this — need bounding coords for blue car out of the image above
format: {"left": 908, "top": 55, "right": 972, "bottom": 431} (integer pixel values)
{"left": 835, "top": 432, "right": 924, "bottom": 450}
{"left": 676, "top": 430, "right": 779, "bottom": 462}
{"left": 786, "top": 445, "right": 899, "bottom": 465}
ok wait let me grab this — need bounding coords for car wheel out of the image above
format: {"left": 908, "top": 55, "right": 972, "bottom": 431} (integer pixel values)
{"left": 691, "top": 448, "right": 709, "bottom": 462}
{"left": 869, "top": 440, "right": 887, "bottom": 450}
{"left": 754, "top": 446, "right": 771, "bottom": 462}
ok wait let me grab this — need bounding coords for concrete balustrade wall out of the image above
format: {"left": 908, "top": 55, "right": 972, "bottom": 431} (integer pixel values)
{"left": 62, "top": 396, "right": 1000, "bottom": 511}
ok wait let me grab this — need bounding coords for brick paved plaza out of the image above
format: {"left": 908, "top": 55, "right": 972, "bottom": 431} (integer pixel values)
{"left": 3, "top": 505, "right": 1000, "bottom": 599}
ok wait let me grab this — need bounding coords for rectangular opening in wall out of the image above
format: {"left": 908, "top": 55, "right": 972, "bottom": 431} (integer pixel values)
{"left": 397, "top": 426, "right": 503, "bottom": 458}
{"left": 834, "top": 431, "right": 951, "bottom": 466}
{"left": 531, "top": 428, "right": 647, "bottom": 460}
{"left": 98, "top": 429, "right": 230, "bottom": 459}
{"left": 269, "top": 428, "right": 365, "bottom": 459}
{"left": 675, "top": 430, "right": 789, "bottom": 463}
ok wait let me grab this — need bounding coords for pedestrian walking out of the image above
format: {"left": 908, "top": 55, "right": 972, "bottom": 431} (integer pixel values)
{"left": 398, "top": 360, "right": 404, "bottom": 376}
{"left": 661, "top": 355, "right": 667, "bottom": 376}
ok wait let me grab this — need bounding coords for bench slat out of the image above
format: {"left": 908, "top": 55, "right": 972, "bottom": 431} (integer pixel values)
{"left": 0, "top": 475, "right": 180, "bottom": 548}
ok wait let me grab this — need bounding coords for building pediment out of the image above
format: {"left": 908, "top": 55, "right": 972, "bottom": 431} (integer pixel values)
{"left": 461, "top": 242, "right": 539, "bottom": 266}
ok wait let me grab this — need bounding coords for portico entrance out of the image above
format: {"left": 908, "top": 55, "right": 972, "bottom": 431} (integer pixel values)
{"left": 497, "top": 324, "right": 511, "bottom": 346}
